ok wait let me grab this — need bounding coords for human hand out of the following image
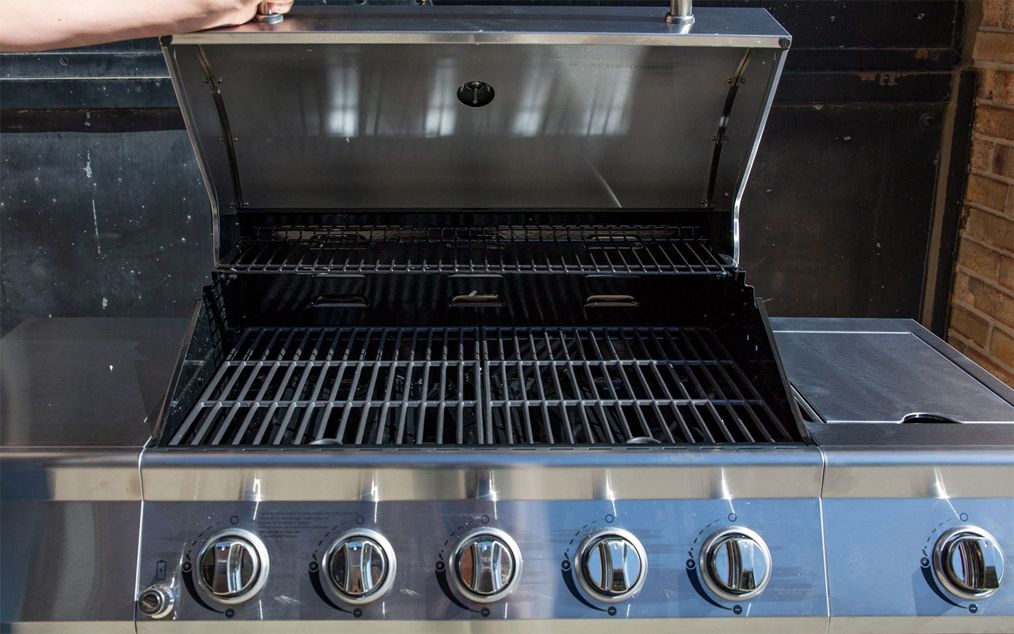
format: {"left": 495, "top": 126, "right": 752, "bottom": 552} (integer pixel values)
{"left": 0, "top": 0, "right": 298, "bottom": 52}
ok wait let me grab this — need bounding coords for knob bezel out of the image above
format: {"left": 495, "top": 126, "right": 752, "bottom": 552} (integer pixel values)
{"left": 450, "top": 527, "right": 523, "bottom": 604}
{"left": 322, "top": 528, "right": 397, "bottom": 605}
{"left": 933, "top": 525, "right": 1004, "bottom": 600}
{"left": 576, "top": 528, "right": 648, "bottom": 603}
{"left": 699, "top": 526, "right": 771, "bottom": 602}
{"left": 195, "top": 528, "right": 270, "bottom": 605}
{"left": 137, "top": 584, "right": 175, "bottom": 619}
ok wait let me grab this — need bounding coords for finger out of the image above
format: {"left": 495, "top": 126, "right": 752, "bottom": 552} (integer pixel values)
{"left": 266, "top": 1, "right": 294, "bottom": 14}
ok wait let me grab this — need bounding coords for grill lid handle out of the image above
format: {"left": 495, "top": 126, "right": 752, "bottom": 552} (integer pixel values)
{"left": 666, "top": 0, "right": 694, "bottom": 25}
{"left": 255, "top": 1, "right": 284, "bottom": 25}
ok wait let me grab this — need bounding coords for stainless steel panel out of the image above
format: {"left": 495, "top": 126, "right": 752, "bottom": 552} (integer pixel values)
{"left": 0, "top": 317, "right": 188, "bottom": 448}
{"left": 773, "top": 323, "right": 1014, "bottom": 424}
{"left": 139, "top": 449, "right": 823, "bottom": 501}
{"left": 136, "top": 497, "right": 826, "bottom": 625}
{"left": 0, "top": 450, "right": 140, "bottom": 632}
{"left": 168, "top": 43, "right": 749, "bottom": 210}
{"left": 822, "top": 498, "right": 1013, "bottom": 625}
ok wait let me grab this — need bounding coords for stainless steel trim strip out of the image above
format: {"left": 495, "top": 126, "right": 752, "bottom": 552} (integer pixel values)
{"left": 171, "top": 7, "right": 788, "bottom": 48}
{"left": 827, "top": 616, "right": 1014, "bottom": 634}
{"left": 7, "top": 622, "right": 135, "bottom": 633}
{"left": 0, "top": 449, "right": 142, "bottom": 501}
{"left": 137, "top": 617, "right": 828, "bottom": 633}
{"left": 139, "top": 449, "right": 823, "bottom": 501}
{"left": 173, "top": 32, "right": 787, "bottom": 47}
{"left": 821, "top": 448, "right": 1014, "bottom": 498}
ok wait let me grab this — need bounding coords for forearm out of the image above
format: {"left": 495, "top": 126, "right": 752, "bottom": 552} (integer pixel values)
{"left": 0, "top": 0, "right": 257, "bottom": 52}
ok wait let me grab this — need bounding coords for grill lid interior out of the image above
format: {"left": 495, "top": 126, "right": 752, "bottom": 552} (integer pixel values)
{"left": 163, "top": 5, "right": 790, "bottom": 266}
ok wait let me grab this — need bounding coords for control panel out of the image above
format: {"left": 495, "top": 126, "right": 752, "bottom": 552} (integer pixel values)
{"left": 135, "top": 499, "right": 827, "bottom": 626}
{"left": 823, "top": 497, "right": 1013, "bottom": 624}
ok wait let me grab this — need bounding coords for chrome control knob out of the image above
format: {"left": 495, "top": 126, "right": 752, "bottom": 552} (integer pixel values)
{"left": 700, "top": 527, "right": 771, "bottom": 601}
{"left": 451, "top": 528, "right": 522, "bottom": 603}
{"left": 577, "top": 528, "right": 647, "bottom": 602}
{"left": 934, "top": 526, "right": 1004, "bottom": 600}
{"left": 324, "top": 529, "right": 397, "bottom": 604}
{"left": 137, "top": 584, "right": 174, "bottom": 619}
{"left": 196, "top": 529, "right": 269, "bottom": 604}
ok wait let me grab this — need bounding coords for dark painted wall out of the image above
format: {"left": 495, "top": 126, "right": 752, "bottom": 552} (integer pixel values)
{"left": 0, "top": 0, "right": 970, "bottom": 335}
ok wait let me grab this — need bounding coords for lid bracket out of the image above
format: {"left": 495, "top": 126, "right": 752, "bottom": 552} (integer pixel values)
{"left": 705, "top": 49, "right": 754, "bottom": 209}
{"left": 195, "top": 46, "right": 246, "bottom": 210}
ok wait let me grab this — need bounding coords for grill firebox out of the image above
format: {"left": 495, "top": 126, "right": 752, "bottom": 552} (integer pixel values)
{"left": 155, "top": 221, "right": 803, "bottom": 448}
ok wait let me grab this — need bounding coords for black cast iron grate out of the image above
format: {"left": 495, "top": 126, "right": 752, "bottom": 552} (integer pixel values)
{"left": 167, "top": 326, "right": 796, "bottom": 447}
{"left": 219, "top": 225, "right": 730, "bottom": 275}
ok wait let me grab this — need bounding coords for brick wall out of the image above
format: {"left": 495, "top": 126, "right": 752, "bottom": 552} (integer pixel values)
{"left": 947, "top": 0, "right": 1014, "bottom": 386}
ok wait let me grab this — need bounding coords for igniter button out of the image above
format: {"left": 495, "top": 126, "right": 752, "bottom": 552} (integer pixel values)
{"left": 137, "top": 584, "right": 174, "bottom": 619}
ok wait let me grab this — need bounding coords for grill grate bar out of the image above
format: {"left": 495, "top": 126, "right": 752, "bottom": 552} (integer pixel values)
{"left": 220, "top": 225, "right": 730, "bottom": 276}
{"left": 583, "top": 329, "right": 635, "bottom": 442}
{"left": 168, "top": 326, "right": 796, "bottom": 447}
{"left": 696, "top": 330, "right": 796, "bottom": 441}
{"left": 664, "top": 329, "right": 754, "bottom": 442}
{"left": 289, "top": 330, "right": 342, "bottom": 445}
{"left": 554, "top": 329, "right": 597, "bottom": 444}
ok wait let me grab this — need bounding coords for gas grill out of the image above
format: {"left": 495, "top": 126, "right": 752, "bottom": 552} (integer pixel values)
{"left": 8, "top": 3, "right": 1011, "bottom": 633}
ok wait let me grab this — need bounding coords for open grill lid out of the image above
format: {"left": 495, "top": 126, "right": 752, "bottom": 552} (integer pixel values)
{"left": 163, "top": 5, "right": 790, "bottom": 265}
